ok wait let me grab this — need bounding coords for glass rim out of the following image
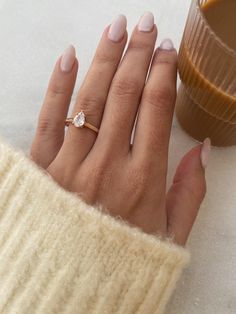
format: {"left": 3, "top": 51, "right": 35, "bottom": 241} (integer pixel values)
{"left": 196, "top": 0, "right": 236, "bottom": 59}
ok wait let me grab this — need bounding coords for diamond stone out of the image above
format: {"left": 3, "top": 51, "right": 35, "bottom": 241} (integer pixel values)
{"left": 73, "top": 111, "right": 85, "bottom": 128}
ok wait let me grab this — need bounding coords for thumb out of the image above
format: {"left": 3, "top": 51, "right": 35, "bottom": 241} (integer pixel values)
{"left": 166, "top": 138, "right": 211, "bottom": 246}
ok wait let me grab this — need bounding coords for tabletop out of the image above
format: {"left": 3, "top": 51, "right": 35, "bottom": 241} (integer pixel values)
{"left": 0, "top": 0, "right": 236, "bottom": 313}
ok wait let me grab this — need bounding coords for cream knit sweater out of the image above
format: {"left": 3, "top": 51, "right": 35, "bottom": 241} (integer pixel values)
{"left": 0, "top": 136, "right": 190, "bottom": 314}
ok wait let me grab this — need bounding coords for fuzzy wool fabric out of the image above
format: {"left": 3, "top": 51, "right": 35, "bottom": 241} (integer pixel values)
{"left": 0, "top": 136, "right": 190, "bottom": 314}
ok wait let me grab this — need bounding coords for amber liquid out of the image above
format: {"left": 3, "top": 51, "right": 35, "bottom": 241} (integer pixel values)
{"left": 203, "top": 0, "right": 236, "bottom": 52}
{"left": 176, "top": 0, "right": 236, "bottom": 146}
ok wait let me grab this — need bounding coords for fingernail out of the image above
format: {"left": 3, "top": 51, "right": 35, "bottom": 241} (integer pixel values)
{"left": 60, "top": 45, "right": 76, "bottom": 73}
{"left": 201, "top": 138, "right": 211, "bottom": 169}
{"left": 159, "top": 38, "right": 174, "bottom": 50}
{"left": 138, "top": 12, "right": 154, "bottom": 32}
{"left": 108, "top": 14, "right": 127, "bottom": 42}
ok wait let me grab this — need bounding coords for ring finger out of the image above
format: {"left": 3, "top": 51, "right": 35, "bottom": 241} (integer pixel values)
{"left": 60, "top": 15, "right": 128, "bottom": 163}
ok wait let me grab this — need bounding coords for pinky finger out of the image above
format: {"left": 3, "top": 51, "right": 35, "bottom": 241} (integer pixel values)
{"left": 31, "top": 45, "right": 78, "bottom": 168}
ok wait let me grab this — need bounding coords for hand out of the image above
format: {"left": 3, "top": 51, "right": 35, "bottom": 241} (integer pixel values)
{"left": 30, "top": 13, "right": 210, "bottom": 246}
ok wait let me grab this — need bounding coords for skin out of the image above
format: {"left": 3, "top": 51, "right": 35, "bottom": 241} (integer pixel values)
{"left": 30, "top": 21, "right": 206, "bottom": 247}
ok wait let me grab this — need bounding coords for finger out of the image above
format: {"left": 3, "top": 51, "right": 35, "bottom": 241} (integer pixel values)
{"left": 31, "top": 45, "right": 78, "bottom": 169}
{"left": 132, "top": 39, "right": 177, "bottom": 174}
{"left": 166, "top": 138, "right": 211, "bottom": 246}
{"left": 61, "top": 15, "right": 128, "bottom": 163}
{"left": 97, "top": 12, "right": 157, "bottom": 154}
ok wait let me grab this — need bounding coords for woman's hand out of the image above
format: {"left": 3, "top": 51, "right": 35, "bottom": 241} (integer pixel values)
{"left": 30, "top": 13, "right": 211, "bottom": 246}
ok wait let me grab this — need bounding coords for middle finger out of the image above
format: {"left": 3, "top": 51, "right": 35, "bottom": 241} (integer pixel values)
{"left": 96, "top": 12, "right": 157, "bottom": 154}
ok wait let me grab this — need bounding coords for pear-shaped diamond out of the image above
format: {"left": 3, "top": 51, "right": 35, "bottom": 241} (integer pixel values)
{"left": 73, "top": 111, "right": 85, "bottom": 128}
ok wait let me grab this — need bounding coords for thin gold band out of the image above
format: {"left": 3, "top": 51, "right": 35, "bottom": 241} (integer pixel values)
{"left": 83, "top": 122, "right": 99, "bottom": 133}
{"left": 65, "top": 118, "right": 73, "bottom": 127}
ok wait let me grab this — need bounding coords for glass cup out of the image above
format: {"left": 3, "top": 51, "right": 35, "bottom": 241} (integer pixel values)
{"left": 175, "top": 0, "right": 236, "bottom": 147}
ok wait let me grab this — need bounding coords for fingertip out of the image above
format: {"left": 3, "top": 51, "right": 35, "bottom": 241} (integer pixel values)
{"left": 160, "top": 38, "right": 174, "bottom": 49}
{"left": 104, "top": 20, "right": 128, "bottom": 45}
{"left": 154, "top": 39, "right": 177, "bottom": 64}
{"left": 200, "top": 137, "right": 212, "bottom": 170}
{"left": 108, "top": 14, "right": 127, "bottom": 43}
{"left": 60, "top": 45, "right": 77, "bottom": 73}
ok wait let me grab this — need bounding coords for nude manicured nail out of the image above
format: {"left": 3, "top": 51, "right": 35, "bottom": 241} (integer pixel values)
{"left": 159, "top": 38, "right": 174, "bottom": 50}
{"left": 138, "top": 12, "right": 154, "bottom": 32}
{"left": 60, "top": 45, "right": 76, "bottom": 73}
{"left": 108, "top": 15, "right": 127, "bottom": 42}
{"left": 201, "top": 138, "right": 211, "bottom": 169}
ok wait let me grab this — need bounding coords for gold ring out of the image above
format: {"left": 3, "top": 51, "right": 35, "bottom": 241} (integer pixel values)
{"left": 65, "top": 111, "right": 99, "bottom": 134}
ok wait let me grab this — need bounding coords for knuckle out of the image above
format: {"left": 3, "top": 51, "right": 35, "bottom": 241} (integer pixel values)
{"left": 145, "top": 86, "right": 175, "bottom": 109}
{"left": 112, "top": 77, "right": 140, "bottom": 98}
{"left": 94, "top": 51, "right": 117, "bottom": 65}
{"left": 37, "top": 117, "right": 59, "bottom": 137}
{"left": 128, "top": 39, "right": 153, "bottom": 52}
{"left": 153, "top": 50, "right": 177, "bottom": 66}
{"left": 47, "top": 83, "right": 69, "bottom": 99}
{"left": 77, "top": 93, "right": 104, "bottom": 114}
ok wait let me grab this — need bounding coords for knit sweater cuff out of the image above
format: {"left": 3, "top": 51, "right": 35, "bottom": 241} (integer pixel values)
{"left": 0, "top": 137, "right": 190, "bottom": 314}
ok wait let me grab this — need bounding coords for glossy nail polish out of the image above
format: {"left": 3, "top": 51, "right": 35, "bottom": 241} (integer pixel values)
{"left": 159, "top": 38, "right": 174, "bottom": 50}
{"left": 201, "top": 138, "right": 211, "bottom": 169}
{"left": 108, "top": 15, "right": 127, "bottom": 42}
{"left": 138, "top": 12, "right": 154, "bottom": 32}
{"left": 60, "top": 45, "right": 76, "bottom": 73}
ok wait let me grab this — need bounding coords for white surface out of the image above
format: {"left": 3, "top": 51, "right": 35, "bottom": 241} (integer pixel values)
{"left": 0, "top": 0, "right": 236, "bottom": 313}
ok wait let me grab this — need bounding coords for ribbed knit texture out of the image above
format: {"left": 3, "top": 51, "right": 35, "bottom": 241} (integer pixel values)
{"left": 0, "top": 136, "right": 190, "bottom": 314}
